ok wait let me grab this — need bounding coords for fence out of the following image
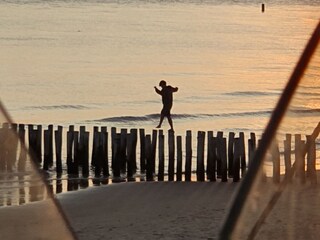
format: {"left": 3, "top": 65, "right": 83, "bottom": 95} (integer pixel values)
{"left": 0, "top": 123, "right": 318, "bottom": 184}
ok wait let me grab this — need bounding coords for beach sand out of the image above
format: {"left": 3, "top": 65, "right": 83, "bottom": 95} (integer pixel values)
{"left": 0, "top": 181, "right": 238, "bottom": 240}
{"left": 59, "top": 181, "right": 238, "bottom": 240}
{"left": 2, "top": 180, "right": 320, "bottom": 240}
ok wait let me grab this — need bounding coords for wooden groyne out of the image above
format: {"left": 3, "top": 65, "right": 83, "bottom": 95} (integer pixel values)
{"left": 0, "top": 123, "right": 318, "bottom": 184}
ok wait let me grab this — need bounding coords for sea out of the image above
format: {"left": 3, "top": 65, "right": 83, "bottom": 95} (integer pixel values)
{"left": 0, "top": 0, "right": 319, "bottom": 204}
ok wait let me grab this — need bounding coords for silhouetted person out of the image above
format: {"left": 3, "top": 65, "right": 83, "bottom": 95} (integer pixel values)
{"left": 154, "top": 80, "right": 178, "bottom": 131}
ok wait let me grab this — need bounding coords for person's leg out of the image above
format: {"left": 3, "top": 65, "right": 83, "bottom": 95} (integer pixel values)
{"left": 167, "top": 115, "right": 174, "bottom": 131}
{"left": 156, "top": 114, "right": 164, "bottom": 128}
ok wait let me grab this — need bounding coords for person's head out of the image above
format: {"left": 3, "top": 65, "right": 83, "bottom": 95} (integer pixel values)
{"left": 159, "top": 80, "right": 166, "bottom": 88}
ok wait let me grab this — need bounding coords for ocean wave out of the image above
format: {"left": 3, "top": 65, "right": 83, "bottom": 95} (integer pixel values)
{"left": 224, "top": 91, "right": 280, "bottom": 97}
{"left": 25, "top": 105, "right": 88, "bottom": 110}
{"left": 93, "top": 110, "right": 273, "bottom": 123}
{"left": 290, "top": 108, "right": 320, "bottom": 115}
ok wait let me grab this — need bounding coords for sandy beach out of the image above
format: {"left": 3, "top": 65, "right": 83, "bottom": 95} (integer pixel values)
{"left": 1, "top": 178, "right": 320, "bottom": 239}
{"left": 0, "top": 181, "right": 239, "bottom": 240}
{"left": 59, "top": 181, "right": 238, "bottom": 240}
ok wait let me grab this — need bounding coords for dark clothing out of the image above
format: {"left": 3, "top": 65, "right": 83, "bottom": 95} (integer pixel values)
{"left": 155, "top": 85, "right": 178, "bottom": 116}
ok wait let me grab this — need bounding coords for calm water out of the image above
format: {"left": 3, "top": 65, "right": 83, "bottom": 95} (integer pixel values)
{"left": 0, "top": 0, "right": 319, "bottom": 205}
{"left": 0, "top": 0, "right": 319, "bottom": 136}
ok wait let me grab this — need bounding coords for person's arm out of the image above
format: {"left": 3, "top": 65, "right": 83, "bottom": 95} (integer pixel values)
{"left": 172, "top": 87, "right": 178, "bottom": 92}
{"left": 154, "top": 86, "right": 162, "bottom": 95}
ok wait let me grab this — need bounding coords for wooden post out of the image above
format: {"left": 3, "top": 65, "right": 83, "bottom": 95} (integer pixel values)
{"left": 127, "top": 133, "right": 135, "bottom": 181}
{"left": 18, "top": 124, "right": 27, "bottom": 171}
{"left": 78, "top": 126, "right": 86, "bottom": 166}
{"left": 151, "top": 129, "right": 157, "bottom": 174}
{"left": 28, "top": 125, "right": 37, "bottom": 164}
{"left": 216, "top": 131, "right": 223, "bottom": 178}
{"left": 185, "top": 130, "right": 192, "bottom": 181}
{"left": 248, "top": 132, "right": 256, "bottom": 167}
{"left": 120, "top": 129, "right": 127, "bottom": 174}
{"left": 43, "top": 130, "right": 50, "bottom": 171}
{"left": 284, "top": 134, "right": 292, "bottom": 178}
{"left": 111, "top": 127, "right": 117, "bottom": 172}
{"left": 54, "top": 126, "right": 63, "bottom": 175}
{"left": 306, "top": 135, "right": 317, "bottom": 184}
{"left": 48, "top": 124, "right": 53, "bottom": 167}
{"left": 101, "top": 130, "right": 109, "bottom": 177}
{"left": 139, "top": 129, "right": 146, "bottom": 174}
{"left": 206, "top": 131, "right": 214, "bottom": 181}
{"left": 0, "top": 127, "right": 5, "bottom": 172}
{"left": 168, "top": 130, "right": 175, "bottom": 181}
{"left": 9, "top": 124, "right": 18, "bottom": 170}
{"left": 36, "top": 125, "right": 42, "bottom": 164}
{"left": 130, "top": 128, "right": 138, "bottom": 174}
{"left": 197, "top": 131, "right": 205, "bottom": 182}
{"left": 91, "top": 126, "right": 99, "bottom": 167}
{"left": 233, "top": 138, "right": 240, "bottom": 182}
{"left": 295, "top": 134, "right": 305, "bottom": 184}
{"left": 271, "top": 139, "right": 280, "bottom": 184}
{"left": 145, "top": 134, "right": 153, "bottom": 181}
{"left": 220, "top": 137, "right": 228, "bottom": 182}
{"left": 82, "top": 131, "right": 90, "bottom": 177}
{"left": 94, "top": 131, "right": 101, "bottom": 178}
{"left": 239, "top": 132, "right": 246, "bottom": 177}
{"left": 228, "top": 132, "right": 235, "bottom": 177}
{"left": 158, "top": 130, "right": 165, "bottom": 181}
{"left": 66, "top": 125, "right": 74, "bottom": 175}
{"left": 73, "top": 131, "right": 79, "bottom": 176}
{"left": 176, "top": 136, "right": 182, "bottom": 181}
{"left": 112, "top": 133, "right": 121, "bottom": 182}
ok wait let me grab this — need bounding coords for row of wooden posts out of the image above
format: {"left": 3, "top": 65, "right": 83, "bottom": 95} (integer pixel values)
{"left": 0, "top": 123, "right": 318, "bottom": 184}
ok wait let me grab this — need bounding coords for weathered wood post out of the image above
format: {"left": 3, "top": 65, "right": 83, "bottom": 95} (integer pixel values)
{"left": 284, "top": 134, "right": 292, "bottom": 178}
{"left": 54, "top": 126, "right": 63, "bottom": 175}
{"left": 248, "top": 132, "right": 256, "bottom": 170}
{"left": 111, "top": 127, "right": 117, "bottom": 172}
{"left": 101, "top": 130, "right": 109, "bottom": 177}
{"left": 94, "top": 131, "right": 101, "bottom": 178}
{"left": 73, "top": 131, "right": 79, "bottom": 176}
{"left": 127, "top": 133, "right": 135, "bottom": 181}
{"left": 271, "top": 139, "right": 280, "bottom": 184}
{"left": 185, "top": 130, "right": 192, "bottom": 181}
{"left": 145, "top": 134, "right": 153, "bottom": 181}
{"left": 9, "top": 123, "right": 19, "bottom": 170}
{"left": 43, "top": 129, "right": 50, "bottom": 171}
{"left": 151, "top": 130, "right": 158, "bottom": 174}
{"left": 78, "top": 126, "right": 86, "bottom": 167}
{"left": 228, "top": 132, "right": 235, "bottom": 177}
{"left": 139, "top": 129, "right": 146, "bottom": 174}
{"left": 18, "top": 124, "right": 27, "bottom": 171}
{"left": 206, "top": 131, "right": 214, "bottom": 181}
{"left": 176, "top": 136, "right": 182, "bottom": 181}
{"left": 120, "top": 129, "right": 127, "bottom": 174}
{"left": 48, "top": 124, "right": 53, "bottom": 167}
{"left": 91, "top": 126, "right": 99, "bottom": 167}
{"left": 0, "top": 127, "right": 5, "bottom": 172}
{"left": 82, "top": 131, "right": 90, "bottom": 177}
{"left": 295, "top": 134, "right": 305, "bottom": 184}
{"left": 233, "top": 138, "right": 240, "bottom": 182}
{"left": 36, "top": 125, "right": 42, "bottom": 164}
{"left": 112, "top": 133, "right": 121, "bottom": 182}
{"left": 168, "top": 130, "right": 175, "bottom": 181}
{"left": 130, "top": 128, "right": 138, "bottom": 174}
{"left": 306, "top": 135, "right": 317, "bottom": 184}
{"left": 216, "top": 131, "right": 223, "bottom": 178}
{"left": 197, "top": 131, "right": 205, "bottom": 182}
{"left": 66, "top": 125, "right": 74, "bottom": 174}
{"left": 239, "top": 132, "right": 246, "bottom": 177}
{"left": 220, "top": 137, "right": 228, "bottom": 182}
{"left": 158, "top": 130, "right": 165, "bottom": 181}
